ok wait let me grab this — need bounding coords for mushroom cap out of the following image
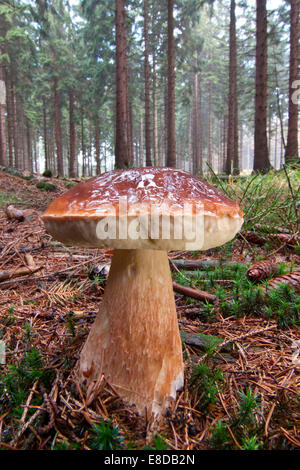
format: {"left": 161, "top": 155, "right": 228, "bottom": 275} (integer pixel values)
{"left": 42, "top": 167, "right": 243, "bottom": 250}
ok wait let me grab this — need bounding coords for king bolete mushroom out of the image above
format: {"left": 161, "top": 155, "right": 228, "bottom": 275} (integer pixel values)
{"left": 42, "top": 167, "right": 243, "bottom": 417}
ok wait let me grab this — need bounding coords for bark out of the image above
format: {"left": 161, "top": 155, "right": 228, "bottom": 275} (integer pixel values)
{"left": 4, "top": 42, "right": 13, "bottom": 167}
{"left": 166, "top": 0, "right": 176, "bottom": 168}
{"left": 26, "top": 120, "right": 33, "bottom": 172}
{"left": 172, "top": 282, "right": 217, "bottom": 304}
{"left": 0, "top": 49, "right": 7, "bottom": 167}
{"left": 81, "top": 111, "right": 86, "bottom": 177}
{"left": 42, "top": 97, "right": 49, "bottom": 171}
{"left": 144, "top": 0, "right": 152, "bottom": 166}
{"left": 115, "top": 0, "right": 131, "bottom": 168}
{"left": 52, "top": 49, "right": 63, "bottom": 177}
{"left": 284, "top": 0, "right": 299, "bottom": 163}
{"left": 226, "top": 0, "right": 239, "bottom": 175}
{"left": 11, "top": 79, "right": 19, "bottom": 169}
{"left": 69, "top": 88, "right": 76, "bottom": 178}
{"left": 152, "top": 51, "right": 158, "bottom": 166}
{"left": 208, "top": 80, "right": 213, "bottom": 169}
{"left": 192, "top": 64, "right": 201, "bottom": 175}
{"left": 95, "top": 118, "right": 101, "bottom": 174}
{"left": 253, "top": 0, "right": 271, "bottom": 172}
{"left": 5, "top": 204, "right": 24, "bottom": 222}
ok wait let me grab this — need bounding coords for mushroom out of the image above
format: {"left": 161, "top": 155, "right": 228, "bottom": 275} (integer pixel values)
{"left": 42, "top": 167, "right": 243, "bottom": 417}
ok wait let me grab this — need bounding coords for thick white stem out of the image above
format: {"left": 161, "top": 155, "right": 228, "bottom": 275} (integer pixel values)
{"left": 79, "top": 249, "right": 184, "bottom": 416}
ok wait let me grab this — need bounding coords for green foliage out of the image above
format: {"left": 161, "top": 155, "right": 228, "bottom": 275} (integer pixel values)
{"left": 88, "top": 420, "right": 124, "bottom": 450}
{"left": 209, "top": 387, "right": 262, "bottom": 450}
{"left": 36, "top": 181, "right": 57, "bottom": 192}
{"left": 143, "top": 434, "right": 169, "bottom": 450}
{"left": 235, "top": 387, "right": 261, "bottom": 426}
{"left": 241, "top": 435, "right": 261, "bottom": 450}
{"left": 190, "top": 362, "right": 223, "bottom": 412}
{"left": 0, "top": 347, "right": 54, "bottom": 417}
{"left": 210, "top": 420, "right": 232, "bottom": 450}
{"left": 266, "top": 283, "right": 299, "bottom": 329}
{"left": 42, "top": 169, "right": 53, "bottom": 178}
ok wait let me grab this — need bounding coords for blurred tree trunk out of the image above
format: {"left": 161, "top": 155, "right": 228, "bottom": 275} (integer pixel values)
{"left": 81, "top": 111, "right": 86, "bottom": 177}
{"left": 226, "top": 0, "right": 239, "bottom": 175}
{"left": 166, "top": 0, "right": 176, "bottom": 168}
{"left": 69, "top": 88, "right": 76, "bottom": 177}
{"left": 115, "top": 0, "right": 131, "bottom": 168}
{"left": 144, "top": 0, "right": 152, "bottom": 166}
{"left": 208, "top": 80, "right": 213, "bottom": 169}
{"left": 42, "top": 98, "right": 48, "bottom": 173}
{"left": 4, "top": 59, "right": 13, "bottom": 167}
{"left": 285, "top": 0, "right": 299, "bottom": 164}
{"left": 11, "top": 79, "right": 19, "bottom": 169}
{"left": 95, "top": 118, "right": 101, "bottom": 174}
{"left": 0, "top": 45, "right": 7, "bottom": 167}
{"left": 253, "top": 0, "right": 271, "bottom": 172}
{"left": 52, "top": 49, "right": 63, "bottom": 176}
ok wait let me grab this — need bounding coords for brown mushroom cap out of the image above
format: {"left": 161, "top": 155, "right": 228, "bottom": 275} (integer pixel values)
{"left": 42, "top": 167, "right": 243, "bottom": 251}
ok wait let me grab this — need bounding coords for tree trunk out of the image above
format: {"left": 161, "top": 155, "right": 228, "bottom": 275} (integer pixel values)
{"left": 11, "top": 79, "right": 19, "bottom": 169}
{"left": 52, "top": 50, "right": 63, "bottom": 176}
{"left": 0, "top": 50, "right": 7, "bottom": 167}
{"left": 95, "top": 118, "right": 101, "bottom": 174}
{"left": 166, "top": 0, "right": 176, "bottom": 168}
{"left": 226, "top": 0, "right": 239, "bottom": 175}
{"left": 69, "top": 88, "right": 76, "bottom": 178}
{"left": 144, "top": 0, "right": 152, "bottom": 166}
{"left": 253, "top": 0, "right": 271, "bottom": 172}
{"left": 192, "top": 62, "right": 202, "bottom": 175}
{"left": 26, "top": 120, "right": 33, "bottom": 173}
{"left": 42, "top": 97, "right": 49, "bottom": 172}
{"left": 284, "top": 0, "right": 299, "bottom": 163}
{"left": 81, "top": 111, "right": 86, "bottom": 177}
{"left": 208, "top": 80, "right": 213, "bottom": 170}
{"left": 4, "top": 41, "right": 13, "bottom": 167}
{"left": 115, "top": 0, "right": 131, "bottom": 168}
{"left": 152, "top": 51, "right": 158, "bottom": 166}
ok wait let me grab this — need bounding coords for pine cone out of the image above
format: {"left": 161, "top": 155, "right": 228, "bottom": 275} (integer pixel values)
{"left": 246, "top": 259, "right": 276, "bottom": 281}
{"left": 269, "top": 233, "right": 299, "bottom": 246}
{"left": 266, "top": 270, "right": 300, "bottom": 292}
{"left": 244, "top": 232, "right": 267, "bottom": 245}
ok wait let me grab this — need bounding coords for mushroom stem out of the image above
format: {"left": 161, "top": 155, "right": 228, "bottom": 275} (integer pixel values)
{"left": 79, "top": 248, "right": 184, "bottom": 416}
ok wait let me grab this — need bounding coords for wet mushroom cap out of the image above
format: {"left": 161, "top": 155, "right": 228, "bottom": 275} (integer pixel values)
{"left": 42, "top": 167, "right": 244, "bottom": 251}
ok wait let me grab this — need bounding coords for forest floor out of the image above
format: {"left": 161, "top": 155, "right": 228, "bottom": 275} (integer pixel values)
{"left": 0, "top": 167, "right": 299, "bottom": 451}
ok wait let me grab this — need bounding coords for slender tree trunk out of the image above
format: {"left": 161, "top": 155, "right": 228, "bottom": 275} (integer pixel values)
{"left": 284, "top": 0, "right": 299, "bottom": 163}
{"left": 11, "top": 80, "right": 19, "bottom": 169}
{"left": 19, "top": 95, "right": 28, "bottom": 170}
{"left": 95, "top": 118, "right": 101, "bottom": 174}
{"left": 0, "top": 51, "right": 7, "bottom": 167}
{"left": 208, "top": 80, "right": 213, "bottom": 170}
{"left": 188, "top": 109, "right": 193, "bottom": 173}
{"left": 81, "top": 111, "right": 86, "bottom": 177}
{"left": 253, "top": 0, "right": 271, "bottom": 172}
{"left": 69, "top": 88, "right": 76, "bottom": 178}
{"left": 139, "top": 114, "right": 144, "bottom": 166}
{"left": 42, "top": 98, "right": 49, "bottom": 172}
{"left": 127, "top": 98, "right": 134, "bottom": 166}
{"left": 192, "top": 62, "right": 201, "bottom": 175}
{"left": 166, "top": 0, "right": 176, "bottom": 168}
{"left": 115, "top": 0, "right": 131, "bottom": 168}
{"left": 26, "top": 120, "right": 33, "bottom": 173}
{"left": 152, "top": 51, "right": 158, "bottom": 166}
{"left": 4, "top": 42, "right": 13, "bottom": 167}
{"left": 143, "top": 0, "right": 152, "bottom": 166}
{"left": 226, "top": 0, "right": 239, "bottom": 175}
{"left": 53, "top": 50, "right": 63, "bottom": 176}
